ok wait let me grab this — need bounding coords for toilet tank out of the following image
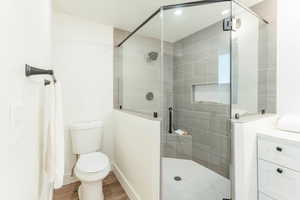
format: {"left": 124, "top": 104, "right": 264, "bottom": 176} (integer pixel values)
{"left": 70, "top": 121, "right": 103, "bottom": 155}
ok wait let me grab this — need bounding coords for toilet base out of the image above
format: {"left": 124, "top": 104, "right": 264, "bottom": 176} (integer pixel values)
{"left": 78, "top": 180, "right": 104, "bottom": 200}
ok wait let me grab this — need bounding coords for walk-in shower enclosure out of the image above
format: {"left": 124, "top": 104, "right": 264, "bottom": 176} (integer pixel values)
{"left": 114, "top": 0, "right": 273, "bottom": 199}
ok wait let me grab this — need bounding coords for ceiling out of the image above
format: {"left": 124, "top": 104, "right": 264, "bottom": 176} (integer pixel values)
{"left": 54, "top": 0, "right": 264, "bottom": 42}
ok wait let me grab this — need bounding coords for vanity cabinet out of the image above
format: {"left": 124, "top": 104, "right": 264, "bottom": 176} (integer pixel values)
{"left": 257, "top": 134, "right": 300, "bottom": 200}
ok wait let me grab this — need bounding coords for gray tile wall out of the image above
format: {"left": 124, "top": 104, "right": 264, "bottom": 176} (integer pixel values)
{"left": 113, "top": 28, "right": 174, "bottom": 120}
{"left": 114, "top": 29, "right": 161, "bottom": 115}
{"left": 171, "top": 21, "right": 231, "bottom": 178}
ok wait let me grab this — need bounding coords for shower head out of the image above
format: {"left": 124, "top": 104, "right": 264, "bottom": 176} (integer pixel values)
{"left": 147, "top": 51, "right": 159, "bottom": 62}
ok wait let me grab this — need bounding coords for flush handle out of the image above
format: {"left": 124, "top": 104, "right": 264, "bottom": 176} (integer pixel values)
{"left": 276, "top": 147, "right": 283, "bottom": 152}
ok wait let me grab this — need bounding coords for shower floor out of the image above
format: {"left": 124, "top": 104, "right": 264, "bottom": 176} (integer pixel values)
{"left": 162, "top": 157, "right": 231, "bottom": 200}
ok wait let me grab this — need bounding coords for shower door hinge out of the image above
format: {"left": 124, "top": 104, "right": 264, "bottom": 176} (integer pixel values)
{"left": 223, "top": 17, "right": 241, "bottom": 31}
{"left": 223, "top": 17, "right": 233, "bottom": 31}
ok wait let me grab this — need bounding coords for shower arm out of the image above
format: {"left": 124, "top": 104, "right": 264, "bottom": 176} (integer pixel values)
{"left": 25, "top": 64, "right": 57, "bottom": 85}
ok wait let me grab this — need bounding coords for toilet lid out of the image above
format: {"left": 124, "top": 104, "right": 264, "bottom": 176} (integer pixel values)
{"left": 77, "top": 152, "right": 109, "bottom": 173}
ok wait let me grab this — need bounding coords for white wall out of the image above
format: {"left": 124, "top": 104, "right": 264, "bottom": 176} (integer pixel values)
{"left": 0, "top": 0, "right": 52, "bottom": 199}
{"left": 52, "top": 12, "right": 114, "bottom": 184}
{"left": 277, "top": 0, "right": 300, "bottom": 115}
{"left": 113, "top": 110, "right": 161, "bottom": 200}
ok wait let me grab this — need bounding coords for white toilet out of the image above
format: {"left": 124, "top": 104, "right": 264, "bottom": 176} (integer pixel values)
{"left": 70, "top": 121, "right": 110, "bottom": 200}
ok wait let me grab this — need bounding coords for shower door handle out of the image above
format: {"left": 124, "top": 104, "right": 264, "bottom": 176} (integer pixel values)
{"left": 168, "top": 107, "right": 173, "bottom": 133}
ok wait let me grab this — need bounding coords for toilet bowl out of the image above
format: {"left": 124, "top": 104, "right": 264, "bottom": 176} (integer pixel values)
{"left": 70, "top": 121, "right": 110, "bottom": 200}
{"left": 75, "top": 152, "right": 110, "bottom": 200}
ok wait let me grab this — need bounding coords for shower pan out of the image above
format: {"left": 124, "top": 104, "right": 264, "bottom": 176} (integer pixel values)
{"left": 114, "top": 0, "right": 270, "bottom": 199}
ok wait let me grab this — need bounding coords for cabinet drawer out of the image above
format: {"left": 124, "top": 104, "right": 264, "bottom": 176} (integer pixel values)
{"left": 258, "top": 160, "right": 300, "bottom": 200}
{"left": 258, "top": 138, "right": 300, "bottom": 171}
{"left": 259, "top": 193, "right": 274, "bottom": 200}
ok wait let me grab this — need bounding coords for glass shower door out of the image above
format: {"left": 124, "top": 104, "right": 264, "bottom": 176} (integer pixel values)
{"left": 161, "top": 2, "right": 232, "bottom": 200}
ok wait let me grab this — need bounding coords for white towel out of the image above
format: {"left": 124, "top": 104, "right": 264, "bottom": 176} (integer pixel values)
{"left": 53, "top": 81, "right": 64, "bottom": 189}
{"left": 277, "top": 114, "right": 300, "bottom": 133}
{"left": 40, "top": 81, "right": 64, "bottom": 200}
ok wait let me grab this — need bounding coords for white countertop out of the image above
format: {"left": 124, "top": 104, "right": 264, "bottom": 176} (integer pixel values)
{"left": 257, "top": 128, "right": 300, "bottom": 144}
{"left": 232, "top": 113, "right": 300, "bottom": 143}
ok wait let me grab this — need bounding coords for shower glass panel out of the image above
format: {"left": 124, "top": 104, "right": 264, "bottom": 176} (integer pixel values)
{"left": 231, "top": 1, "right": 271, "bottom": 118}
{"left": 161, "top": 2, "right": 232, "bottom": 200}
{"left": 114, "top": 13, "right": 162, "bottom": 117}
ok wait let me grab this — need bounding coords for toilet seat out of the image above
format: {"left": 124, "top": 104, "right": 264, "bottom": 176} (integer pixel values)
{"left": 75, "top": 152, "right": 110, "bottom": 182}
{"left": 77, "top": 152, "right": 109, "bottom": 173}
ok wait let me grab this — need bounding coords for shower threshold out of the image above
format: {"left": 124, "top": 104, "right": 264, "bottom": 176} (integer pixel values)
{"left": 162, "top": 157, "right": 230, "bottom": 200}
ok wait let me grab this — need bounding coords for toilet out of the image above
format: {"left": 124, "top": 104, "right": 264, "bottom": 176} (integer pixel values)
{"left": 70, "top": 121, "right": 110, "bottom": 200}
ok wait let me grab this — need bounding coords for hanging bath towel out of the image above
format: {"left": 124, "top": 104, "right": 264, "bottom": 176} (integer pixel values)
{"left": 53, "top": 81, "right": 64, "bottom": 188}
{"left": 40, "top": 81, "right": 64, "bottom": 200}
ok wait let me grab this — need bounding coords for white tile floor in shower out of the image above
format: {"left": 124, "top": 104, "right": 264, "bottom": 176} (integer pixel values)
{"left": 162, "top": 158, "right": 231, "bottom": 200}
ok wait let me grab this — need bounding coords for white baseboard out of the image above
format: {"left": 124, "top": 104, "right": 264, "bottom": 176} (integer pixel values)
{"left": 112, "top": 162, "right": 140, "bottom": 200}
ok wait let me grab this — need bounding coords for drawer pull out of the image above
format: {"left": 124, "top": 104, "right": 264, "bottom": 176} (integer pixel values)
{"left": 277, "top": 168, "right": 283, "bottom": 174}
{"left": 276, "top": 147, "right": 283, "bottom": 152}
